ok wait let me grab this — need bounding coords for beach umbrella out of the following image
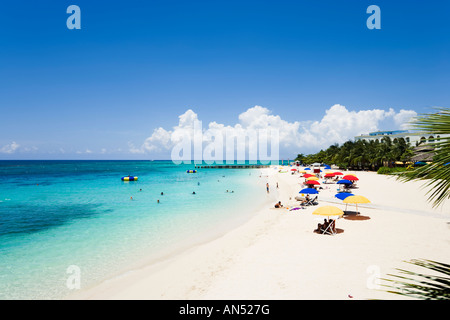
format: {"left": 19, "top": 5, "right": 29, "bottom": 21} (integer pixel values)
{"left": 312, "top": 206, "right": 344, "bottom": 235}
{"left": 303, "top": 173, "right": 314, "bottom": 178}
{"left": 299, "top": 188, "right": 319, "bottom": 194}
{"left": 312, "top": 205, "right": 344, "bottom": 217}
{"left": 304, "top": 168, "right": 311, "bottom": 170}
{"left": 324, "top": 173, "right": 335, "bottom": 178}
{"left": 333, "top": 172, "right": 343, "bottom": 176}
{"left": 306, "top": 180, "right": 320, "bottom": 186}
{"left": 291, "top": 168, "right": 297, "bottom": 171}
{"left": 336, "top": 179, "right": 352, "bottom": 185}
{"left": 334, "top": 192, "right": 354, "bottom": 200}
{"left": 343, "top": 195, "right": 371, "bottom": 213}
{"left": 343, "top": 175, "right": 359, "bottom": 181}
{"left": 306, "top": 176, "right": 319, "bottom": 181}
{"left": 298, "top": 170, "right": 307, "bottom": 173}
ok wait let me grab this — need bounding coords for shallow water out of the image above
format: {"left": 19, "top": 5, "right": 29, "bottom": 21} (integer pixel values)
{"left": 0, "top": 160, "right": 270, "bottom": 299}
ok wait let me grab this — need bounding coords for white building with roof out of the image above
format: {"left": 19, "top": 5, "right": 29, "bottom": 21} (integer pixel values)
{"left": 354, "top": 130, "right": 449, "bottom": 146}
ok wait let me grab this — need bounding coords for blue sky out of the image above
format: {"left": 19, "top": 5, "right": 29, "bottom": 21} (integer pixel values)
{"left": 0, "top": 0, "right": 449, "bottom": 159}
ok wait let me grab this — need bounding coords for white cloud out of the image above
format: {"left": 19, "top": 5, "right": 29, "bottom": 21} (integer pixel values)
{"left": 131, "top": 104, "right": 418, "bottom": 158}
{"left": 393, "top": 109, "right": 418, "bottom": 129}
{"left": 0, "top": 141, "right": 20, "bottom": 154}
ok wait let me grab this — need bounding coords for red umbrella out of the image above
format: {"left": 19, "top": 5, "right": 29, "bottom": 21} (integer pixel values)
{"left": 343, "top": 175, "right": 359, "bottom": 181}
{"left": 324, "top": 173, "right": 335, "bottom": 178}
{"left": 291, "top": 168, "right": 297, "bottom": 171}
{"left": 303, "top": 173, "right": 314, "bottom": 178}
{"left": 333, "top": 172, "right": 343, "bottom": 176}
{"left": 306, "top": 180, "right": 320, "bottom": 185}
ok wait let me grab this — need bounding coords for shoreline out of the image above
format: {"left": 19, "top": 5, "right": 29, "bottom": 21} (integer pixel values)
{"left": 68, "top": 167, "right": 450, "bottom": 300}
{"left": 67, "top": 167, "right": 277, "bottom": 300}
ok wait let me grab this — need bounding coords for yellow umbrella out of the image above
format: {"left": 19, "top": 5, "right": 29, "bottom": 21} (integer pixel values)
{"left": 343, "top": 195, "right": 370, "bottom": 213}
{"left": 298, "top": 170, "right": 307, "bottom": 173}
{"left": 312, "top": 205, "right": 344, "bottom": 217}
{"left": 306, "top": 176, "right": 319, "bottom": 181}
{"left": 313, "top": 206, "right": 344, "bottom": 235}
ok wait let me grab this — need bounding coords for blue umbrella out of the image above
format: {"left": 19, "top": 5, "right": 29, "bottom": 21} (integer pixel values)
{"left": 337, "top": 179, "right": 353, "bottom": 185}
{"left": 304, "top": 168, "right": 311, "bottom": 170}
{"left": 335, "top": 192, "right": 354, "bottom": 200}
{"left": 299, "top": 188, "right": 319, "bottom": 194}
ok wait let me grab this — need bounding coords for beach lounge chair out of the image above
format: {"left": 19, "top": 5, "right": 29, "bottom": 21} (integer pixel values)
{"left": 320, "top": 219, "right": 336, "bottom": 235}
{"left": 305, "top": 196, "right": 318, "bottom": 206}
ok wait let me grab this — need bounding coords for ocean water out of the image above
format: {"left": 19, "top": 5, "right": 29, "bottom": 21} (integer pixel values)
{"left": 0, "top": 160, "right": 274, "bottom": 299}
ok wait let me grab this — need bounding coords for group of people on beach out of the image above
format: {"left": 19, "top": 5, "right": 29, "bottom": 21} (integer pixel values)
{"left": 315, "top": 218, "right": 336, "bottom": 234}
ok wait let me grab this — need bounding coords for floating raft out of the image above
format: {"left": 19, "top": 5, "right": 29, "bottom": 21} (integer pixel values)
{"left": 186, "top": 170, "right": 197, "bottom": 173}
{"left": 122, "top": 176, "right": 138, "bottom": 181}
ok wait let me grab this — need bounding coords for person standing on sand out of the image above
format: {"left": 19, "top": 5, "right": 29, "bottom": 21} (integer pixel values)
{"left": 266, "top": 183, "right": 269, "bottom": 193}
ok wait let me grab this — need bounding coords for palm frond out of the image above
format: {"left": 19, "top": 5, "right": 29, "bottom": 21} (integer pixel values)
{"left": 382, "top": 259, "right": 450, "bottom": 300}
{"left": 395, "top": 108, "right": 450, "bottom": 207}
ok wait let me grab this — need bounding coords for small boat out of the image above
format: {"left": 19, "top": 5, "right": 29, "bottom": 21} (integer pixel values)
{"left": 122, "top": 176, "right": 138, "bottom": 181}
{"left": 186, "top": 170, "right": 197, "bottom": 173}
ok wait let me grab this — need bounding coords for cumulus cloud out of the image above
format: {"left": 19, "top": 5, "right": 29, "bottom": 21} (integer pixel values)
{"left": 131, "top": 104, "right": 418, "bottom": 159}
{"left": 393, "top": 109, "right": 418, "bottom": 129}
{"left": 0, "top": 141, "right": 20, "bottom": 154}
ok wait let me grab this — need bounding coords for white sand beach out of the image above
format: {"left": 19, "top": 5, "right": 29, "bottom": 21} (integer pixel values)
{"left": 69, "top": 167, "right": 450, "bottom": 300}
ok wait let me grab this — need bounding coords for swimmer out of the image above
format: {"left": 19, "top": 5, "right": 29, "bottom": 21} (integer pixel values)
{"left": 161, "top": 192, "right": 164, "bottom": 195}
{"left": 130, "top": 196, "right": 133, "bottom": 200}
{"left": 192, "top": 191, "right": 196, "bottom": 194}
{"left": 157, "top": 199, "right": 160, "bottom": 203}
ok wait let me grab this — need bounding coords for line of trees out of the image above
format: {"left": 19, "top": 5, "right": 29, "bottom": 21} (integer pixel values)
{"left": 294, "top": 136, "right": 414, "bottom": 171}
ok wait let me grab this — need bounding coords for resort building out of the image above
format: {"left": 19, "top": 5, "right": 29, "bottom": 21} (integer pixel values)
{"left": 354, "top": 130, "right": 449, "bottom": 146}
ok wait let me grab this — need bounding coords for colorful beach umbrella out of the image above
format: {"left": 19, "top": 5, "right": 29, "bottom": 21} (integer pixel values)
{"left": 303, "top": 173, "right": 314, "bottom": 178}
{"left": 312, "top": 206, "right": 343, "bottom": 235}
{"left": 299, "top": 188, "right": 319, "bottom": 194}
{"left": 343, "top": 175, "right": 358, "bottom": 181}
{"left": 343, "top": 195, "right": 370, "bottom": 213}
{"left": 306, "top": 176, "right": 319, "bottom": 181}
{"left": 324, "top": 173, "right": 335, "bottom": 178}
{"left": 333, "top": 172, "right": 343, "bottom": 176}
{"left": 334, "top": 192, "right": 354, "bottom": 200}
{"left": 304, "top": 168, "right": 311, "bottom": 170}
{"left": 291, "top": 168, "right": 297, "bottom": 171}
{"left": 312, "top": 206, "right": 344, "bottom": 217}
{"left": 336, "top": 179, "right": 352, "bottom": 185}
{"left": 306, "top": 180, "right": 320, "bottom": 185}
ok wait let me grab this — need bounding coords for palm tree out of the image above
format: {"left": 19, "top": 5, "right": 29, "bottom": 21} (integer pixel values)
{"left": 396, "top": 107, "right": 450, "bottom": 208}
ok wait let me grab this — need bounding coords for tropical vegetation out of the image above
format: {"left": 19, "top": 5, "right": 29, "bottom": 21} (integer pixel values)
{"left": 395, "top": 107, "right": 450, "bottom": 208}
{"left": 294, "top": 136, "right": 414, "bottom": 171}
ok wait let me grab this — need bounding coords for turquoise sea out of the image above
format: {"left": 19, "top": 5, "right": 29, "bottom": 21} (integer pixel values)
{"left": 0, "top": 160, "right": 274, "bottom": 299}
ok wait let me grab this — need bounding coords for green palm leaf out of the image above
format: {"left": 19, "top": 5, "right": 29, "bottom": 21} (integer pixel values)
{"left": 395, "top": 107, "right": 450, "bottom": 208}
{"left": 382, "top": 259, "right": 450, "bottom": 300}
